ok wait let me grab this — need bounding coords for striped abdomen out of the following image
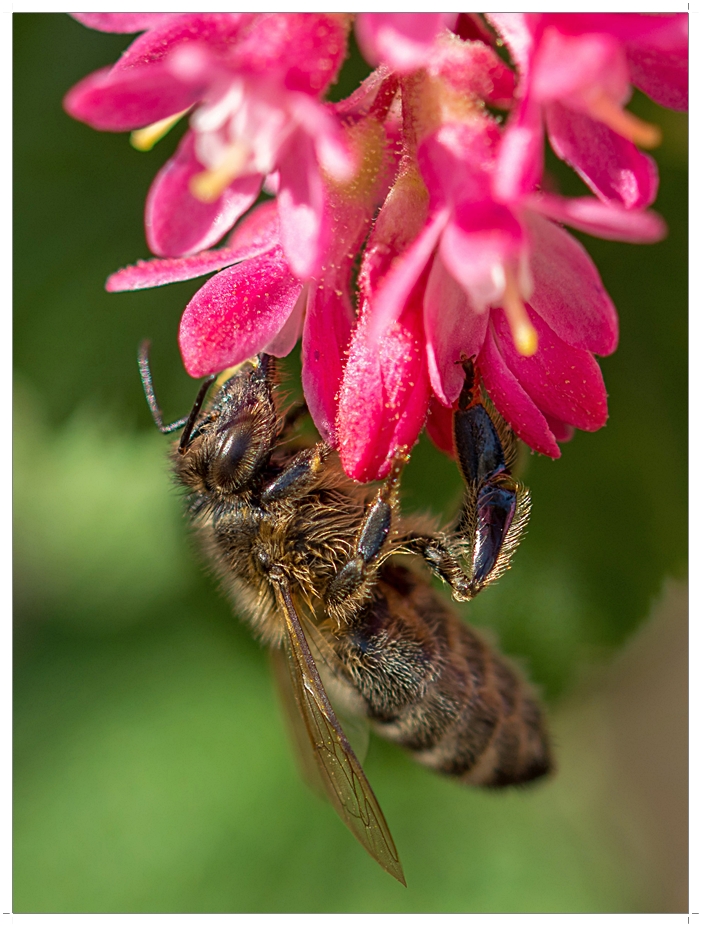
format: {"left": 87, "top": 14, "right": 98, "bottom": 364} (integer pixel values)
{"left": 335, "top": 562, "right": 552, "bottom": 787}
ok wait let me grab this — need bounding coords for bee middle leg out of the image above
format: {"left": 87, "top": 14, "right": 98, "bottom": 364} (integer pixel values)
{"left": 325, "top": 452, "right": 408, "bottom": 618}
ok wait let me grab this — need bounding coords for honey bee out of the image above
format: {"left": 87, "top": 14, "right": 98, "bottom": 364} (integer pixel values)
{"left": 139, "top": 344, "right": 552, "bottom": 885}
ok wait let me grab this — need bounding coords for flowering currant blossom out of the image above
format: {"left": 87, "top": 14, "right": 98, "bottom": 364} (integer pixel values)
{"left": 487, "top": 13, "right": 688, "bottom": 208}
{"left": 65, "top": 13, "right": 355, "bottom": 278}
{"left": 67, "top": 13, "right": 687, "bottom": 482}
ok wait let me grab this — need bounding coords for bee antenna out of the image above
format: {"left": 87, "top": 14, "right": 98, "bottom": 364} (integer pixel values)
{"left": 138, "top": 341, "right": 215, "bottom": 447}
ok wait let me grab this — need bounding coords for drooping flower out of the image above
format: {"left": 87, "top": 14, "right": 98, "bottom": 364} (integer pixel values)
{"left": 488, "top": 13, "right": 688, "bottom": 208}
{"left": 65, "top": 13, "right": 354, "bottom": 278}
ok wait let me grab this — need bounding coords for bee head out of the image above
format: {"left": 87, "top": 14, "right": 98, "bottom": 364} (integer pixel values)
{"left": 175, "top": 355, "right": 278, "bottom": 495}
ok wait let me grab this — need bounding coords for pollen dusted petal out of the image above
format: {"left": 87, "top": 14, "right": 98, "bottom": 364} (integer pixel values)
{"left": 145, "top": 133, "right": 262, "bottom": 257}
{"left": 545, "top": 103, "right": 659, "bottom": 209}
{"left": 490, "top": 306, "right": 609, "bottom": 433}
{"left": 178, "top": 247, "right": 302, "bottom": 377}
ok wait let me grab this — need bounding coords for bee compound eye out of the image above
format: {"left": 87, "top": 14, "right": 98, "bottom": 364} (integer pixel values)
{"left": 212, "top": 418, "right": 257, "bottom": 488}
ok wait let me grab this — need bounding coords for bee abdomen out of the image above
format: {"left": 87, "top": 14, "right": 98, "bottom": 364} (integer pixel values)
{"left": 339, "top": 563, "right": 552, "bottom": 788}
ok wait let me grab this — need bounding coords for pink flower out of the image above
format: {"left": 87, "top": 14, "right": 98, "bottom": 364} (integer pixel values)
{"left": 488, "top": 13, "right": 688, "bottom": 208}
{"left": 335, "top": 108, "right": 664, "bottom": 480}
{"left": 355, "top": 14, "right": 458, "bottom": 72}
{"left": 65, "top": 13, "right": 354, "bottom": 278}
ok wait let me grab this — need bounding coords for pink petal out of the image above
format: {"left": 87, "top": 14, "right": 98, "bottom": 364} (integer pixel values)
{"left": 178, "top": 247, "right": 303, "bottom": 377}
{"left": 426, "top": 36, "right": 516, "bottom": 108}
{"left": 543, "top": 413, "right": 575, "bottom": 443}
{"left": 545, "top": 103, "right": 658, "bottom": 209}
{"left": 114, "top": 14, "right": 248, "bottom": 72}
{"left": 355, "top": 14, "right": 457, "bottom": 72}
{"left": 231, "top": 14, "right": 349, "bottom": 96}
{"left": 626, "top": 22, "right": 688, "bottom": 111}
{"left": 423, "top": 254, "right": 489, "bottom": 405}
{"left": 530, "top": 192, "right": 666, "bottom": 243}
{"left": 63, "top": 64, "right": 204, "bottom": 132}
{"left": 485, "top": 14, "right": 534, "bottom": 75}
{"left": 418, "top": 120, "right": 502, "bottom": 208}
{"left": 301, "top": 283, "right": 355, "bottom": 446}
{"left": 425, "top": 397, "right": 456, "bottom": 458}
{"left": 478, "top": 327, "right": 560, "bottom": 458}
{"left": 262, "top": 286, "right": 307, "bottom": 358}
{"left": 492, "top": 95, "right": 544, "bottom": 202}
{"left": 107, "top": 200, "right": 279, "bottom": 291}
{"left": 440, "top": 203, "right": 525, "bottom": 312}
{"left": 490, "top": 306, "right": 608, "bottom": 432}
{"left": 70, "top": 13, "right": 171, "bottom": 33}
{"left": 145, "top": 132, "right": 262, "bottom": 257}
{"left": 337, "top": 303, "right": 431, "bottom": 482}
{"left": 365, "top": 212, "right": 447, "bottom": 343}
{"left": 277, "top": 129, "right": 328, "bottom": 279}
{"left": 525, "top": 213, "right": 618, "bottom": 356}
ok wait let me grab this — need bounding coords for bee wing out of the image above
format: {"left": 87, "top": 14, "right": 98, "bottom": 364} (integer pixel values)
{"left": 271, "top": 575, "right": 405, "bottom": 886}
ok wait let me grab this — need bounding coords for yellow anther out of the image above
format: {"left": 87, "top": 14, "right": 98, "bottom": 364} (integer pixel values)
{"left": 130, "top": 109, "right": 190, "bottom": 152}
{"left": 189, "top": 144, "right": 249, "bottom": 203}
{"left": 503, "top": 268, "right": 538, "bottom": 357}
{"left": 587, "top": 92, "right": 661, "bottom": 149}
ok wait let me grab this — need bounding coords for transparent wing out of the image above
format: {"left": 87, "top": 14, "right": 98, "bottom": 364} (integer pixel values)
{"left": 271, "top": 575, "right": 405, "bottom": 885}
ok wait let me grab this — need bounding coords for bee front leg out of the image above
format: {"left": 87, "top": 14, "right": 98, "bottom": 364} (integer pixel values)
{"left": 325, "top": 452, "right": 408, "bottom": 618}
{"left": 260, "top": 443, "right": 330, "bottom": 503}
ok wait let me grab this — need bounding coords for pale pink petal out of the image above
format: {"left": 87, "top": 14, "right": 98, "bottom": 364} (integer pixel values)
{"left": 178, "top": 247, "right": 302, "bottom": 377}
{"left": 423, "top": 254, "right": 489, "bottom": 406}
{"left": 485, "top": 14, "right": 534, "bottom": 75}
{"left": 301, "top": 283, "right": 355, "bottom": 445}
{"left": 531, "top": 31, "right": 628, "bottom": 105}
{"left": 525, "top": 213, "right": 618, "bottom": 356}
{"left": 418, "top": 121, "right": 501, "bottom": 208}
{"left": 426, "top": 36, "right": 515, "bottom": 108}
{"left": 145, "top": 132, "right": 262, "bottom": 257}
{"left": 277, "top": 129, "right": 328, "bottom": 279}
{"left": 440, "top": 203, "right": 525, "bottom": 312}
{"left": 491, "top": 307, "right": 608, "bottom": 432}
{"left": 530, "top": 192, "right": 666, "bottom": 243}
{"left": 425, "top": 397, "right": 456, "bottom": 458}
{"left": 355, "top": 13, "right": 457, "bottom": 72}
{"left": 492, "top": 95, "right": 544, "bottom": 202}
{"left": 225, "top": 200, "right": 279, "bottom": 252}
{"left": 289, "top": 94, "right": 356, "bottom": 183}
{"left": 71, "top": 13, "right": 170, "bottom": 33}
{"left": 63, "top": 64, "right": 204, "bottom": 132}
{"left": 545, "top": 103, "right": 658, "bottom": 209}
{"left": 478, "top": 327, "right": 560, "bottom": 458}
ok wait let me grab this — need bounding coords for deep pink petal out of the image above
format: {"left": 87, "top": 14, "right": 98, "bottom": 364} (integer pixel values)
{"left": 107, "top": 203, "right": 278, "bottom": 291}
{"left": 545, "top": 103, "right": 658, "bottom": 209}
{"left": 63, "top": 64, "right": 204, "bottom": 132}
{"left": 478, "top": 327, "right": 560, "bottom": 458}
{"left": 277, "top": 130, "right": 328, "bottom": 279}
{"left": 355, "top": 13, "right": 457, "bottom": 71}
{"left": 531, "top": 31, "right": 628, "bottom": 105}
{"left": 365, "top": 212, "right": 446, "bottom": 342}
{"left": 262, "top": 286, "right": 307, "bottom": 358}
{"left": 530, "top": 192, "right": 666, "bottom": 243}
{"left": 425, "top": 397, "right": 456, "bottom": 459}
{"left": 301, "top": 283, "right": 355, "bottom": 446}
{"left": 626, "top": 24, "right": 688, "bottom": 111}
{"left": 423, "top": 254, "right": 489, "bottom": 405}
{"left": 337, "top": 303, "right": 431, "bottom": 482}
{"left": 491, "top": 307, "right": 608, "bottom": 432}
{"left": 71, "top": 13, "right": 171, "bottom": 33}
{"left": 178, "top": 248, "right": 302, "bottom": 377}
{"left": 145, "top": 132, "right": 262, "bottom": 257}
{"left": 525, "top": 213, "right": 618, "bottom": 356}
{"left": 543, "top": 413, "right": 575, "bottom": 443}
{"left": 231, "top": 14, "right": 349, "bottom": 96}
{"left": 114, "top": 14, "right": 248, "bottom": 72}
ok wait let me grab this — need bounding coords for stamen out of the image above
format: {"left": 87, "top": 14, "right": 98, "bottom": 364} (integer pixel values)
{"left": 189, "top": 143, "right": 249, "bottom": 203}
{"left": 587, "top": 92, "right": 661, "bottom": 149}
{"left": 503, "top": 268, "right": 538, "bottom": 357}
{"left": 130, "top": 109, "right": 190, "bottom": 152}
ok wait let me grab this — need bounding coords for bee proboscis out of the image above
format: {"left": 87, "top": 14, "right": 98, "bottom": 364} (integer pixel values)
{"left": 139, "top": 344, "right": 552, "bottom": 885}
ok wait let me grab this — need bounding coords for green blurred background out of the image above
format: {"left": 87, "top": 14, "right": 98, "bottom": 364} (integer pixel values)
{"left": 13, "top": 14, "right": 688, "bottom": 913}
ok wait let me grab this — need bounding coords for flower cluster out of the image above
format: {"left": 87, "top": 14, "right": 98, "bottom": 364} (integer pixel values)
{"left": 66, "top": 13, "right": 687, "bottom": 480}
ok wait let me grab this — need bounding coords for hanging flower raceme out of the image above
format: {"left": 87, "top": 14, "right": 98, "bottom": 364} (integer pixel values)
{"left": 66, "top": 13, "right": 687, "bottom": 482}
